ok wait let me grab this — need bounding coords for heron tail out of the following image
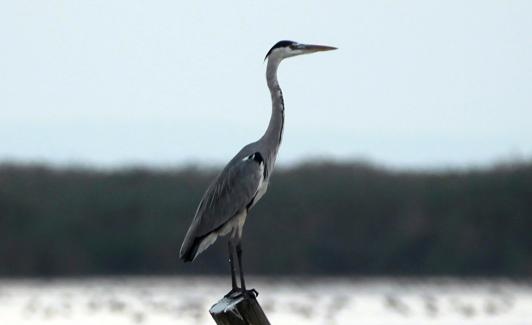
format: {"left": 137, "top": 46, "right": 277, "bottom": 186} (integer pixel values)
{"left": 179, "top": 234, "right": 199, "bottom": 262}
{"left": 179, "top": 231, "right": 218, "bottom": 262}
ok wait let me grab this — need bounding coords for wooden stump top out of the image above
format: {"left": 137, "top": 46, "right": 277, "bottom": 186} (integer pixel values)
{"left": 209, "top": 290, "right": 270, "bottom": 325}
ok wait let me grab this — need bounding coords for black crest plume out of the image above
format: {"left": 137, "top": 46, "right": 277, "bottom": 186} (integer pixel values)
{"left": 264, "top": 40, "right": 296, "bottom": 60}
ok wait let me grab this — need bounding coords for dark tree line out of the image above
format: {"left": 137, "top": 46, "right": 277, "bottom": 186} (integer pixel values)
{"left": 0, "top": 161, "right": 531, "bottom": 277}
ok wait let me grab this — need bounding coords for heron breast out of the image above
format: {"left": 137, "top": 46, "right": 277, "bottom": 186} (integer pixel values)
{"left": 253, "top": 168, "right": 268, "bottom": 206}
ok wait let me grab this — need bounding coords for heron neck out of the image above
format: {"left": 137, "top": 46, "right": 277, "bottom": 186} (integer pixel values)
{"left": 262, "top": 58, "right": 285, "bottom": 150}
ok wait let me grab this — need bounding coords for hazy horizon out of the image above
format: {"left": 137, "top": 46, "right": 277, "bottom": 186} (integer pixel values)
{"left": 1, "top": 154, "right": 531, "bottom": 173}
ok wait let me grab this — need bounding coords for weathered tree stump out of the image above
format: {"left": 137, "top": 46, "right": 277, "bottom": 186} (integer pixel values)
{"left": 209, "top": 290, "right": 270, "bottom": 325}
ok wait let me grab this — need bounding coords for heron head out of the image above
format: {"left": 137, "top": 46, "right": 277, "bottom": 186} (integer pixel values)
{"left": 264, "top": 40, "right": 337, "bottom": 62}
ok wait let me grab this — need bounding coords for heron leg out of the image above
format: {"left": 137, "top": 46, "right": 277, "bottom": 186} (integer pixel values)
{"left": 228, "top": 240, "right": 238, "bottom": 290}
{"left": 236, "top": 242, "right": 246, "bottom": 291}
{"left": 234, "top": 242, "right": 258, "bottom": 298}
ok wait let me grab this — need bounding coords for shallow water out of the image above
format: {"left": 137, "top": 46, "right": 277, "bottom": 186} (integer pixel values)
{"left": 0, "top": 276, "right": 531, "bottom": 324}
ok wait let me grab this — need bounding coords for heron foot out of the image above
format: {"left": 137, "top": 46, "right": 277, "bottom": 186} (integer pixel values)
{"left": 224, "top": 288, "right": 259, "bottom": 299}
{"left": 247, "top": 288, "right": 259, "bottom": 298}
{"left": 224, "top": 287, "right": 242, "bottom": 298}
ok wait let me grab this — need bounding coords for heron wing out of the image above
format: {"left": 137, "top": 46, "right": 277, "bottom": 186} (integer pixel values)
{"left": 187, "top": 154, "right": 264, "bottom": 238}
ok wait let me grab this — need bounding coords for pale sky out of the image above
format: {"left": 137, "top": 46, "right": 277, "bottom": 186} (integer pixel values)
{"left": 1, "top": 1, "right": 531, "bottom": 168}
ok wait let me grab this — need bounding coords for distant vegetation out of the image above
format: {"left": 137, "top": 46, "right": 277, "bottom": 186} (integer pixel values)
{"left": 1, "top": 161, "right": 531, "bottom": 277}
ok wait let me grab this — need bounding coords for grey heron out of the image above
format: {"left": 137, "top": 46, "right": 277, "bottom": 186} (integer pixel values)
{"left": 179, "top": 40, "right": 336, "bottom": 294}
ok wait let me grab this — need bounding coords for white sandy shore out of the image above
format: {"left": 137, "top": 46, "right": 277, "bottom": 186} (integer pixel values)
{"left": 0, "top": 277, "right": 531, "bottom": 325}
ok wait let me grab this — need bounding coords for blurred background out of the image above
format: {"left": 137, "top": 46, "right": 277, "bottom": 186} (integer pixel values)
{"left": 1, "top": 1, "right": 531, "bottom": 324}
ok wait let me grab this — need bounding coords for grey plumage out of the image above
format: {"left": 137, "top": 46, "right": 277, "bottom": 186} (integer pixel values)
{"left": 179, "top": 146, "right": 265, "bottom": 261}
{"left": 179, "top": 41, "right": 336, "bottom": 289}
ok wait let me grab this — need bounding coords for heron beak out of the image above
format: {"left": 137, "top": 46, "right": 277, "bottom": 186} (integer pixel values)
{"left": 297, "top": 44, "right": 338, "bottom": 53}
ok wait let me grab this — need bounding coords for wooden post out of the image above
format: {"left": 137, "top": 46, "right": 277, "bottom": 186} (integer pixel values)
{"left": 209, "top": 290, "right": 270, "bottom": 325}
